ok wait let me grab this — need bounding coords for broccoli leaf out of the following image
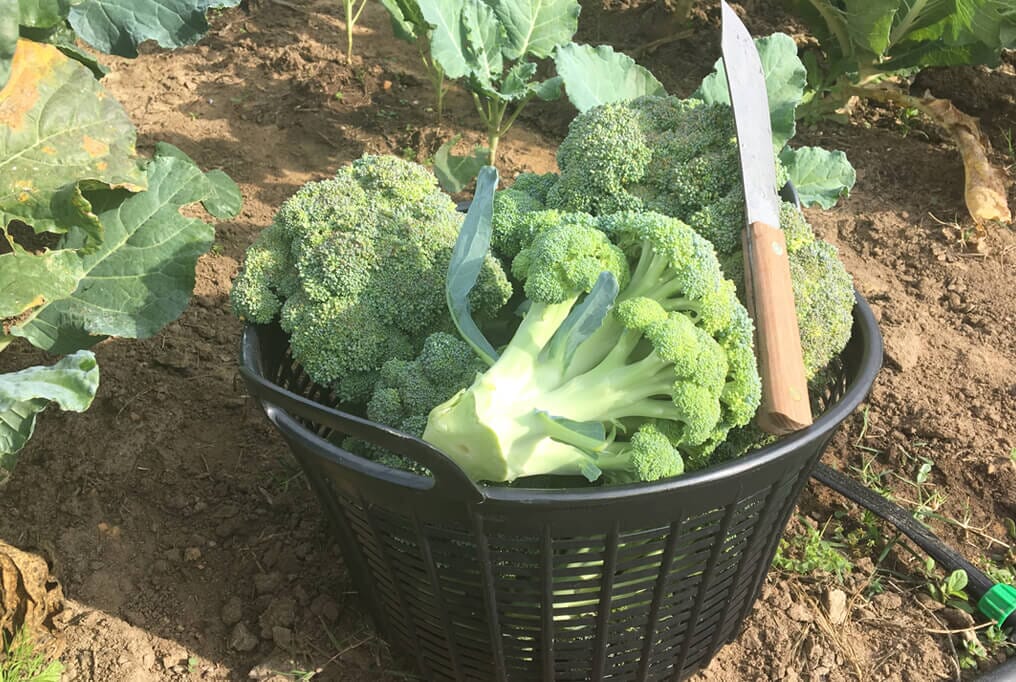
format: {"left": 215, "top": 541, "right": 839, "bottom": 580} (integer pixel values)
{"left": 461, "top": 0, "right": 503, "bottom": 89}
{"left": 492, "top": 0, "right": 580, "bottom": 60}
{"left": 0, "top": 247, "right": 83, "bottom": 319}
{"left": 418, "top": 0, "right": 471, "bottom": 79}
{"left": 500, "top": 61, "right": 537, "bottom": 99}
{"left": 8, "top": 151, "right": 218, "bottom": 354}
{"left": 152, "top": 142, "right": 241, "bottom": 218}
{"left": 780, "top": 146, "right": 856, "bottom": 209}
{"left": 433, "top": 135, "right": 487, "bottom": 193}
{"left": 379, "top": 0, "right": 428, "bottom": 41}
{"left": 545, "top": 271, "right": 619, "bottom": 370}
{"left": 446, "top": 166, "right": 500, "bottom": 365}
{"left": 696, "top": 33, "right": 806, "bottom": 149}
{"left": 17, "top": 0, "right": 74, "bottom": 29}
{"left": 0, "top": 351, "right": 99, "bottom": 464}
{"left": 555, "top": 43, "right": 666, "bottom": 112}
{"left": 532, "top": 75, "right": 563, "bottom": 101}
{"left": 67, "top": 0, "right": 242, "bottom": 57}
{"left": 843, "top": 1, "right": 897, "bottom": 58}
{"left": 0, "top": 40, "right": 146, "bottom": 239}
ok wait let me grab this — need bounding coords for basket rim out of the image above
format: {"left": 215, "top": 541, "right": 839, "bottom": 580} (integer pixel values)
{"left": 241, "top": 292, "right": 882, "bottom": 504}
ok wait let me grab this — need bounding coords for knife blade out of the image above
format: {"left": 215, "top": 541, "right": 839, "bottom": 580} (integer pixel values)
{"left": 721, "top": 0, "right": 812, "bottom": 435}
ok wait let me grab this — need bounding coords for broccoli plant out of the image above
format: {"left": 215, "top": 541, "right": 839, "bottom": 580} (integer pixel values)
{"left": 411, "top": 0, "right": 664, "bottom": 188}
{"left": 784, "top": 0, "right": 1015, "bottom": 226}
{"left": 1, "top": 2, "right": 242, "bottom": 478}
{"left": 230, "top": 156, "right": 512, "bottom": 404}
{"left": 421, "top": 169, "right": 760, "bottom": 484}
{"left": 1, "top": 0, "right": 241, "bottom": 645}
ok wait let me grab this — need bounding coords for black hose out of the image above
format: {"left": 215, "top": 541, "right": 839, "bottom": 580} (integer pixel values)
{"left": 810, "top": 461, "right": 1016, "bottom": 642}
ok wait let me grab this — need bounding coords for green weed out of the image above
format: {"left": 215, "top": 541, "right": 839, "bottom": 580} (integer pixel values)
{"left": 774, "top": 517, "right": 853, "bottom": 581}
{"left": 0, "top": 630, "right": 63, "bottom": 682}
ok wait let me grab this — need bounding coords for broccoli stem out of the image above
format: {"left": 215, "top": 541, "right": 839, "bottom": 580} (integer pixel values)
{"left": 425, "top": 293, "right": 689, "bottom": 482}
{"left": 418, "top": 44, "right": 446, "bottom": 120}
{"left": 472, "top": 93, "right": 535, "bottom": 166}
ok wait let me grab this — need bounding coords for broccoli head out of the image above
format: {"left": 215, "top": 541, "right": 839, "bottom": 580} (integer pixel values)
{"left": 530, "top": 99, "right": 853, "bottom": 380}
{"left": 422, "top": 210, "right": 760, "bottom": 484}
{"left": 231, "top": 155, "right": 512, "bottom": 402}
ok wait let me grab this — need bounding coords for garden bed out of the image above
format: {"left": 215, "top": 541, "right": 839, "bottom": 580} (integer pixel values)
{"left": 1, "top": 0, "right": 1014, "bottom": 680}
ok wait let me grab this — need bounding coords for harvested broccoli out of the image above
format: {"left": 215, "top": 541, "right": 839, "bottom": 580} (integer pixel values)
{"left": 231, "top": 155, "right": 512, "bottom": 402}
{"left": 532, "top": 97, "right": 853, "bottom": 379}
{"left": 422, "top": 210, "right": 760, "bottom": 484}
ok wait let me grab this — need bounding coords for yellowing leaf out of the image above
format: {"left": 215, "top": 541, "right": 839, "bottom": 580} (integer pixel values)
{"left": 0, "top": 40, "right": 146, "bottom": 237}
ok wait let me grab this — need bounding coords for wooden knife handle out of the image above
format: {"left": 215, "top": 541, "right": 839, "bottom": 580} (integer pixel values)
{"left": 742, "top": 221, "right": 813, "bottom": 435}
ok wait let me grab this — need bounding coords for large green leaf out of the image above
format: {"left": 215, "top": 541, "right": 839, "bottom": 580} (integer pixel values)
{"left": 67, "top": 0, "right": 241, "bottom": 57}
{"left": 379, "top": 0, "right": 428, "bottom": 42}
{"left": 419, "top": 0, "right": 471, "bottom": 79}
{"left": 0, "top": 0, "right": 16, "bottom": 87}
{"left": 0, "top": 350, "right": 98, "bottom": 464}
{"left": 780, "top": 146, "right": 856, "bottom": 209}
{"left": 0, "top": 40, "right": 146, "bottom": 236}
{"left": 887, "top": 0, "right": 954, "bottom": 45}
{"left": 9, "top": 152, "right": 218, "bottom": 354}
{"left": 555, "top": 43, "right": 666, "bottom": 112}
{"left": 0, "top": 246, "right": 83, "bottom": 319}
{"left": 461, "top": 0, "right": 502, "bottom": 88}
{"left": 17, "top": 0, "right": 73, "bottom": 29}
{"left": 433, "top": 135, "right": 487, "bottom": 193}
{"left": 491, "top": 0, "right": 580, "bottom": 60}
{"left": 695, "top": 33, "right": 807, "bottom": 150}
{"left": 152, "top": 142, "right": 241, "bottom": 218}
{"left": 842, "top": 0, "right": 896, "bottom": 57}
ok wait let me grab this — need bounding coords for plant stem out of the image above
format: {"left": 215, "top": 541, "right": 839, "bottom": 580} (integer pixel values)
{"left": 344, "top": 0, "right": 367, "bottom": 64}
{"left": 0, "top": 336, "right": 11, "bottom": 353}
{"left": 419, "top": 44, "right": 446, "bottom": 120}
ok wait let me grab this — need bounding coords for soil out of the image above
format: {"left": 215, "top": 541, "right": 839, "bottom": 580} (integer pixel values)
{"left": 2, "top": 1, "right": 1015, "bottom": 680}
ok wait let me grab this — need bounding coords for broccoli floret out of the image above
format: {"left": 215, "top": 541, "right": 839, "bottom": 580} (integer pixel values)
{"left": 596, "top": 423, "right": 685, "bottom": 486}
{"left": 789, "top": 240, "right": 854, "bottom": 378}
{"left": 342, "top": 332, "right": 488, "bottom": 474}
{"left": 367, "top": 332, "right": 486, "bottom": 432}
{"left": 491, "top": 188, "right": 546, "bottom": 261}
{"left": 231, "top": 155, "right": 512, "bottom": 403}
{"left": 230, "top": 223, "right": 299, "bottom": 323}
{"left": 511, "top": 172, "right": 559, "bottom": 204}
{"left": 422, "top": 210, "right": 760, "bottom": 484}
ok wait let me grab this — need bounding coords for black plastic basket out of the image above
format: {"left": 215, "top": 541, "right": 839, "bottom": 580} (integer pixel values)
{"left": 239, "top": 294, "right": 882, "bottom": 682}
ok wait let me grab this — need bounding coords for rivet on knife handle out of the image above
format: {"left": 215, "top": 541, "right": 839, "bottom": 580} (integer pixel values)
{"left": 742, "top": 222, "right": 812, "bottom": 434}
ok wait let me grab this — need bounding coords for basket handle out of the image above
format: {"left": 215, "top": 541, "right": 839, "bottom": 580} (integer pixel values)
{"left": 239, "top": 329, "right": 485, "bottom": 503}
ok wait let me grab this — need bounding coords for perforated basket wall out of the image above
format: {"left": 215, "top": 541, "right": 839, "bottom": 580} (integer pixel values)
{"left": 240, "top": 298, "right": 882, "bottom": 682}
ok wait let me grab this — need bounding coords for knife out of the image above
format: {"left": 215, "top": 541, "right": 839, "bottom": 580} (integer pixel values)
{"left": 720, "top": 0, "right": 812, "bottom": 435}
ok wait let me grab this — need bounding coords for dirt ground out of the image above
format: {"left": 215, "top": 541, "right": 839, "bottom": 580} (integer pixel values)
{"left": 1, "top": 1, "right": 1014, "bottom": 680}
